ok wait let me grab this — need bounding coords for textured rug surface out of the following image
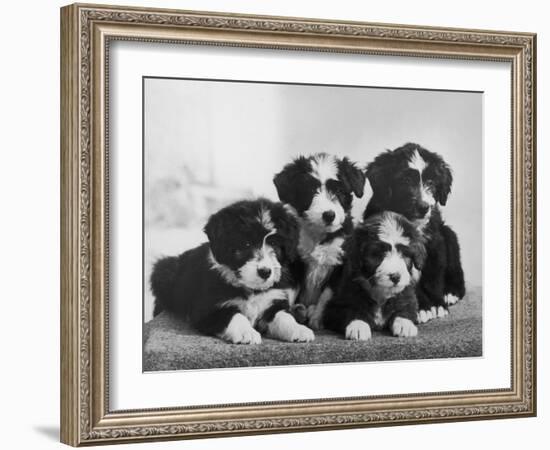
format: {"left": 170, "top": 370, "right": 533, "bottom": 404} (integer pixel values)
{"left": 143, "top": 286, "right": 482, "bottom": 371}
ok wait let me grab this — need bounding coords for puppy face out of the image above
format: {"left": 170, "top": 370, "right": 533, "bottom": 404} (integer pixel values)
{"left": 348, "top": 212, "right": 425, "bottom": 302}
{"left": 366, "top": 143, "right": 452, "bottom": 225}
{"left": 274, "top": 153, "right": 365, "bottom": 233}
{"left": 204, "top": 199, "right": 299, "bottom": 291}
{"left": 233, "top": 232, "right": 282, "bottom": 291}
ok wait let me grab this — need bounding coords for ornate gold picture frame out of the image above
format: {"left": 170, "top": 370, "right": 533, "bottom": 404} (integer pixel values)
{"left": 60, "top": 3, "right": 536, "bottom": 446}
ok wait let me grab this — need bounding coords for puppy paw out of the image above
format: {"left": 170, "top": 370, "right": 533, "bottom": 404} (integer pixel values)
{"left": 307, "top": 304, "right": 326, "bottom": 331}
{"left": 291, "top": 324, "right": 315, "bottom": 342}
{"left": 268, "top": 311, "right": 315, "bottom": 342}
{"left": 417, "top": 309, "right": 433, "bottom": 323}
{"left": 445, "top": 294, "right": 460, "bottom": 305}
{"left": 345, "top": 320, "right": 372, "bottom": 341}
{"left": 436, "top": 306, "right": 449, "bottom": 318}
{"left": 221, "top": 314, "right": 262, "bottom": 344}
{"left": 308, "top": 315, "right": 323, "bottom": 331}
{"left": 392, "top": 317, "right": 418, "bottom": 338}
{"left": 234, "top": 328, "right": 262, "bottom": 344}
{"left": 290, "top": 303, "right": 308, "bottom": 324}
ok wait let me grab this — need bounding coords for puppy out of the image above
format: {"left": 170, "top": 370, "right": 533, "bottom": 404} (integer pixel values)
{"left": 364, "top": 143, "right": 465, "bottom": 322}
{"left": 324, "top": 212, "right": 426, "bottom": 340}
{"left": 273, "top": 153, "right": 366, "bottom": 329}
{"left": 150, "top": 198, "right": 314, "bottom": 344}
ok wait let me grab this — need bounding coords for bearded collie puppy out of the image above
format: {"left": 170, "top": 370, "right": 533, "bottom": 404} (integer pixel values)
{"left": 150, "top": 198, "right": 314, "bottom": 344}
{"left": 363, "top": 143, "right": 465, "bottom": 323}
{"left": 273, "top": 153, "right": 366, "bottom": 329}
{"left": 324, "top": 212, "right": 426, "bottom": 340}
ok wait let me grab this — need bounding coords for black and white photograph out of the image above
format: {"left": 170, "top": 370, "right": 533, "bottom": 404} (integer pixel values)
{"left": 142, "top": 77, "right": 482, "bottom": 371}
{"left": 1, "top": 0, "right": 542, "bottom": 446}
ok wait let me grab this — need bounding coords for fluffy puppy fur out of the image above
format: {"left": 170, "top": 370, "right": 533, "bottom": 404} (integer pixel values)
{"left": 273, "top": 153, "right": 366, "bottom": 329}
{"left": 150, "top": 198, "right": 314, "bottom": 344}
{"left": 363, "top": 142, "right": 465, "bottom": 322}
{"left": 324, "top": 212, "right": 426, "bottom": 340}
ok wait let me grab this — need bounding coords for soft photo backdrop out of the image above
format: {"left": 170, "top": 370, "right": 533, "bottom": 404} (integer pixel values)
{"left": 143, "top": 78, "right": 482, "bottom": 321}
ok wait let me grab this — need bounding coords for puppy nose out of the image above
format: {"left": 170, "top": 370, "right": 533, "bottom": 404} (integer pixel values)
{"left": 389, "top": 273, "right": 401, "bottom": 285}
{"left": 257, "top": 267, "right": 272, "bottom": 280}
{"left": 417, "top": 203, "right": 430, "bottom": 216}
{"left": 322, "top": 210, "right": 336, "bottom": 224}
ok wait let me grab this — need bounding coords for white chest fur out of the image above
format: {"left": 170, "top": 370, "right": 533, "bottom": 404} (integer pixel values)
{"left": 298, "top": 228, "right": 345, "bottom": 306}
{"left": 372, "top": 306, "right": 386, "bottom": 329}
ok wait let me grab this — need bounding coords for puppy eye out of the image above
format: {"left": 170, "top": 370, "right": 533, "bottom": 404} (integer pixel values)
{"left": 272, "top": 245, "right": 283, "bottom": 258}
{"left": 404, "top": 175, "right": 415, "bottom": 185}
{"left": 327, "top": 180, "right": 342, "bottom": 190}
{"left": 396, "top": 244, "right": 412, "bottom": 257}
{"left": 367, "top": 248, "right": 385, "bottom": 260}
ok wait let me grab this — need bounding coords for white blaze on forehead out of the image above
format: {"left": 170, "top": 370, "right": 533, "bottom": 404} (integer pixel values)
{"left": 303, "top": 154, "right": 345, "bottom": 232}
{"left": 261, "top": 229, "right": 277, "bottom": 251}
{"left": 310, "top": 154, "right": 338, "bottom": 183}
{"left": 408, "top": 149, "right": 436, "bottom": 210}
{"left": 378, "top": 213, "right": 410, "bottom": 247}
{"left": 258, "top": 207, "right": 275, "bottom": 231}
{"left": 408, "top": 149, "right": 427, "bottom": 174}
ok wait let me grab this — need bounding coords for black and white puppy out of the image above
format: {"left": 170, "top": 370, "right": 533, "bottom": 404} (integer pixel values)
{"left": 150, "top": 198, "right": 314, "bottom": 344}
{"left": 364, "top": 143, "right": 465, "bottom": 323}
{"left": 273, "top": 153, "right": 366, "bottom": 329}
{"left": 324, "top": 212, "right": 426, "bottom": 340}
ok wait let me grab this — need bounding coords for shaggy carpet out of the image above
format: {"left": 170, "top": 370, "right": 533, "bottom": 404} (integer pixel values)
{"left": 143, "top": 286, "right": 482, "bottom": 371}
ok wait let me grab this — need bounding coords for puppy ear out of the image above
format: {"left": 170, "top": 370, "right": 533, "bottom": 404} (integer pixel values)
{"left": 269, "top": 203, "right": 300, "bottom": 262}
{"left": 273, "top": 156, "right": 309, "bottom": 205}
{"left": 337, "top": 157, "right": 366, "bottom": 198}
{"left": 433, "top": 158, "right": 453, "bottom": 206}
{"left": 400, "top": 218, "right": 426, "bottom": 270}
{"left": 365, "top": 151, "right": 394, "bottom": 202}
{"left": 409, "top": 238, "right": 427, "bottom": 270}
{"left": 203, "top": 210, "right": 226, "bottom": 260}
{"left": 273, "top": 169, "right": 293, "bottom": 205}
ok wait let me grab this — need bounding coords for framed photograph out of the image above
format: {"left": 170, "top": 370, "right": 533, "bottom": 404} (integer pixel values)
{"left": 60, "top": 3, "right": 536, "bottom": 446}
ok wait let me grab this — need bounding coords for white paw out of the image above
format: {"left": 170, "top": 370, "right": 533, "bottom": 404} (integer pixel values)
{"left": 430, "top": 306, "right": 437, "bottom": 318}
{"left": 291, "top": 324, "right": 315, "bottom": 342}
{"left": 445, "top": 294, "right": 459, "bottom": 305}
{"left": 234, "top": 328, "right": 262, "bottom": 344}
{"left": 392, "top": 317, "right": 418, "bottom": 338}
{"left": 221, "top": 314, "right": 262, "bottom": 344}
{"left": 417, "top": 309, "right": 433, "bottom": 323}
{"left": 345, "top": 320, "right": 372, "bottom": 341}
{"left": 436, "top": 306, "right": 449, "bottom": 318}
{"left": 268, "top": 311, "right": 315, "bottom": 342}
